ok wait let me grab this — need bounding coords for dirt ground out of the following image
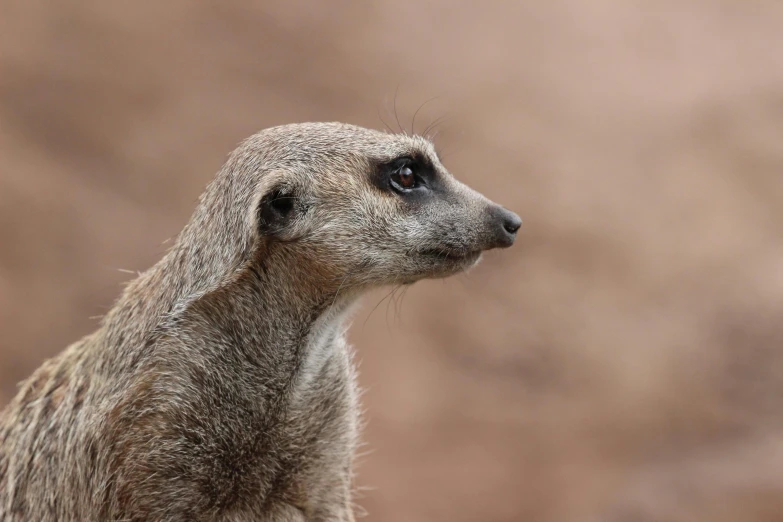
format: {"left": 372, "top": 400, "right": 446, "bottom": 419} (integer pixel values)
{"left": 2, "top": 1, "right": 783, "bottom": 520}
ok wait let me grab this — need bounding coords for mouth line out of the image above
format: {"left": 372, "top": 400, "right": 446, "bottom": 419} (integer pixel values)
{"left": 418, "top": 248, "right": 482, "bottom": 263}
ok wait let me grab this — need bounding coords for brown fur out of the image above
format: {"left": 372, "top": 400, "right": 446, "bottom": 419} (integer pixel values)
{"left": 0, "top": 122, "right": 519, "bottom": 521}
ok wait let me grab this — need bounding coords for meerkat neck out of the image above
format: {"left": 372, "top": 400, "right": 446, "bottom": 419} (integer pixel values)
{"left": 96, "top": 234, "right": 359, "bottom": 378}
{"left": 97, "top": 181, "right": 254, "bottom": 351}
{"left": 247, "top": 247, "right": 362, "bottom": 325}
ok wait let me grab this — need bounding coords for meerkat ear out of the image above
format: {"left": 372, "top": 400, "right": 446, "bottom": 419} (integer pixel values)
{"left": 257, "top": 186, "right": 297, "bottom": 236}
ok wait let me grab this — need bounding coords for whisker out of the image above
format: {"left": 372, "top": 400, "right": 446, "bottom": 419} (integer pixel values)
{"left": 327, "top": 274, "right": 350, "bottom": 316}
{"left": 384, "top": 284, "right": 403, "bottom": 335}
{"left": 363, "top": 285, "right": 398, "bottom": 329}
{"left": 393, "top": 84, "right": 404, "bottom": 135}
{"left": 411, "top": 94, "right": 443, "bottom": 136}
{"left": 376, "top": 105, "right": 395, "bottom": 134}
{"left": 394, "top": 284, "right": 411, "bottom": 325}
{"left": 423, "top": 114, "right": 450, "bottom": 140}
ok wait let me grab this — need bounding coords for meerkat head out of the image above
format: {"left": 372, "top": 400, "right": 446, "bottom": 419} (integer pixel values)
{"left": 232, "top": 122, "right": 519, "bottom": 294}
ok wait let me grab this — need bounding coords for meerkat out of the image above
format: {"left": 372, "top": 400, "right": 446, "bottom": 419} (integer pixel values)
{"left": 0, "top": 122, "right": 521, "bottom": 521}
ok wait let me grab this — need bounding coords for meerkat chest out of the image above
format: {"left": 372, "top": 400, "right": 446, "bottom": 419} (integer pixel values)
{"left": 263, "top": 315, "right": 359, "bottom": 512}
{"left": 292, "top": 304, "right": 356, "bottom": 395}
{"left": 125, "top": 315, "right": 360, "bottom": 517}
{"left": 295, "top": 322, "right": 344, "bottom": 391}
{"left": 288, "top": 322, "right": 358, "bottom": 431}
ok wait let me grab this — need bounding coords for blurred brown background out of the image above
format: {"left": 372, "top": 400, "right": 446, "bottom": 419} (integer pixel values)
{"left": 2, "top": 1, "right": 783, "bottom": 521}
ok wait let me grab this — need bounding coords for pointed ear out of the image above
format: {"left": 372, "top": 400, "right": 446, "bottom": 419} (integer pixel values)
{"left": 257, "top": 185, "right": 297, "bottom": 237}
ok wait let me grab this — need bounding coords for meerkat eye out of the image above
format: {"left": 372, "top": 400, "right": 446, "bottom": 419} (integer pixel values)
{"left": 390, "top": 164, "right": 417, "bottom": 192}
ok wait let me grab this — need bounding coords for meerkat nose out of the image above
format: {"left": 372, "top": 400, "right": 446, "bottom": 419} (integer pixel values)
{"left": 488, "top": 205, "right": 522, "bottom": 248}
{"left": 502, "top": 210, "right": 522, "bottom": 235}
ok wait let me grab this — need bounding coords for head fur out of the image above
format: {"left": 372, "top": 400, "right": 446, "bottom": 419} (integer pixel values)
{"left": 180, "top": 122, "right": 520, "bottom": 307}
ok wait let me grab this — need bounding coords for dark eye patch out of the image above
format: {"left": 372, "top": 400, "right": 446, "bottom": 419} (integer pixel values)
{"left": 371, "top": 152, "right": 439, "bottom": 195}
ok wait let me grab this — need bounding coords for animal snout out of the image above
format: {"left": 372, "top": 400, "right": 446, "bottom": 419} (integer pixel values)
{"left": 486, "top": 205, "right": 521, "bottom": 248}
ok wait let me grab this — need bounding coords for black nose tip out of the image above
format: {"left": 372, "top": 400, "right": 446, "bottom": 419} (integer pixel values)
{"left": 488, "top": 206, "right": 522, "bottom": 248}
{"left": 503, "top": 211, "right": 522, "bottom": 235}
